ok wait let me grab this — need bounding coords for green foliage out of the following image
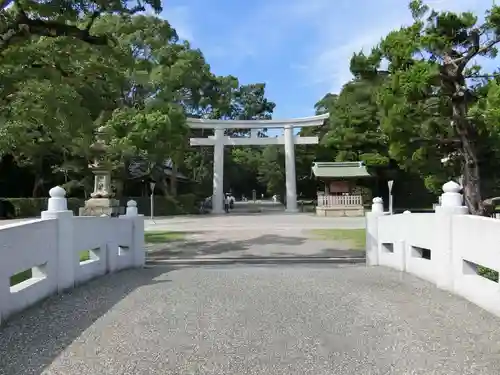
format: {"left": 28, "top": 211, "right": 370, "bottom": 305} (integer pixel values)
{"left": 322, "top": 75, "right": 390, "bottom": 169}
{"left": 10, "top": 269, "right": 32, "bottom": 287}
{"left": 182, "top": 80, "right": 277, "bottom": 198}
{"left": 12, "top": 0, "right": 500, "bottom": 215}
{"left": 258, "top": 146, "right": 285, "bottom": 198}
{"left": 126, "top": 195, "right": 198, "bottom": 216}
{"left": 371, "top": 1, "right": 500, "bottom": 214}
{"left": 0, "top": 0, "right": 162, "bottom": 51}
{"left": 0, "top": 0, "right": 282, "bottom": 203}
{"left": 1, "top": 197, "right": 84, "bottom": 217}
{"left": 176, "top": 193, "right": 198, "bottom": 214}
{"left": 0, "top": 194, "right": 198, "bottom": 219}
{"left": 144, "top": 231, "right": 185, "bottom": 244}
{"left": 478, "top": 266, "right": 499, "bottom": 282}
{"left": 309, "top": 229, "right": 366, "bottom": 251}
{"left": 311, "top": 1, "right": 500, "bottom": 213}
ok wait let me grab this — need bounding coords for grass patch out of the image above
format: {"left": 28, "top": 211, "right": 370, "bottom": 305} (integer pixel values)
{"left": 10, "top": 269, "right": 32, "bottom": 286}
{"left": 478, "top": 266, "right": 499, "bottom": 282}
{"left": 144, "top": 231, "right": 185, "bottom": 244}
{"left": 309, "top": 228, "right": 366, "bottom": 250}
{"left": 79, "top": 250, "right": 90, "bottom": 262}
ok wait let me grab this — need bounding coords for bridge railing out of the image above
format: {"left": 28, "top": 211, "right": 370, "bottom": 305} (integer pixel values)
{"left": 0, "top": 187, "right": 144, "bottom": 324}
{"left": 367, "top": 181, "right": 500, "bottom": 317}
{"left": 317, "top": 194, "right": 363, "bottom": 207}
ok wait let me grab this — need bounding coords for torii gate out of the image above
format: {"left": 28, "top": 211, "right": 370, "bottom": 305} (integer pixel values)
{"left": 188, "top": 114, "right": 328, "bottom": 214}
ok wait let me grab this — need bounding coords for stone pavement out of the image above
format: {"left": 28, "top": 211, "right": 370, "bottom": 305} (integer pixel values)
{"left": 1, "top": 265, "right": 500, "bottom": 374}
{"left": 145, "top": 212, "right": 366, "bottom": 232}
{"left": 146, "top": 228, "right": 364, "bottom": 261}
{"left": 145, "top": 213, "right": 366, "bottom": 263}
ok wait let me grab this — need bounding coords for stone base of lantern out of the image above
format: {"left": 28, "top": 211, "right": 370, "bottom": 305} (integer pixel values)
{"left": 79, "top": 198, "right": 123, "bottom": 217}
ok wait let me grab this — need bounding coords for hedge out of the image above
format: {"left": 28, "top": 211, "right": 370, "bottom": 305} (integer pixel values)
{"left": 124, "top": 193, "right": 199, "bottom": 216}
{"left": 0, "top": 194, "right": 199, "bottom": 219}
{"left": 0, "top": 198, "right": 85, "bottom": 218}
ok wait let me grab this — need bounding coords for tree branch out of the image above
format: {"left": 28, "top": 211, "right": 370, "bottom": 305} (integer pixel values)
{"left": 85, "top": 11, "right": 101, "bottom": 31}
{"left": 127, "top": 1, "right": 145, "bottom": 14}
{"left": 409, "top": 137, "right": 461, "bottom": 145}
{"left": 0, "top": 9, "right": 109, "bottom": 53}
{"left": 464, "top": 73, "right": 500, "bottom": 79}
{"left": 31, "top": 61, "right": 70, "bottom": 77}
{"left": 453, "top": 29, "right": 500, "bottom": 71}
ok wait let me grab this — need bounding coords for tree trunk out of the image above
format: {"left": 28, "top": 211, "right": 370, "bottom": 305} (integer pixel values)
{"left": 170, "top": 164, "right": 178, "bottom": 197}
{"left": 160, "top": 177, "right": 169, "bottom": 197}
{"left": 453, "top": 101, "right": 484, "bottom": 215}
{"left": 32, "top": 176, "right": 44, "bottom": 198}
{"left": 461, "top": 137, "right": 484, "bottom": 215}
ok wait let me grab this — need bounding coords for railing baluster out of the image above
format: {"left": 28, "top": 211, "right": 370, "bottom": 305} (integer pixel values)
{"left": 317, "top": 194, "right": 364, "bottom": 208}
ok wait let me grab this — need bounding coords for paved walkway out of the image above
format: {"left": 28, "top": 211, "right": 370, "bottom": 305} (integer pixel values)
{"left": 2, "top": 214, "right": 500, "bottom": 374}
{"left": 146, "top": 213, "right": 365, "bottom": 263}
{"left": 147, "top": 229, "right": 363, "bottom": 261}
{"left": 1, "top": 265, "right": 500, "bottom": 374}
{"left": 145, "top": 212, "right": 366, "bottom": 232}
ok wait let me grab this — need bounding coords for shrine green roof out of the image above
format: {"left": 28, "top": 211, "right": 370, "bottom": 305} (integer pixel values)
{"left": 311, "top": 162, "right": 372, "bottom": 178}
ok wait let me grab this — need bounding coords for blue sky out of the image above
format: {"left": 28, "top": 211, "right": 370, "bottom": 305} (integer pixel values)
{"left": 160, "top": 0, "right": 495, "bottom": 120}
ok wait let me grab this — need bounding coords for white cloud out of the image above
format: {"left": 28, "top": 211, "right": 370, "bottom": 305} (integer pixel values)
{"left": 162, "top": 5, "right": 195, "bottom": 42}
{"left": 218, "top": 0, "right": 494, "bottom": 94}
{"left": 305, "top": 0, "right": 494, "bottom": 93}
{"left": 208, "top": 0, "right": 332, "bottom": 61}
{"left": 308, "top": 27, "right": 392, "bottom": 91}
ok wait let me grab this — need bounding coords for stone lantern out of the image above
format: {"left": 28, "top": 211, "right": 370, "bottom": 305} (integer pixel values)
{"left": 79, "top": 126, "right": 121, "bottom": 216}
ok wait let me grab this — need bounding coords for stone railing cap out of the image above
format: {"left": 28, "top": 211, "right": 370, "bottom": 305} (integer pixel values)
{"left": 49, "top": 186, "right": 66, "bottom": 198}
{"left": 443, "top": 181, "right": 461, "bottom": 194}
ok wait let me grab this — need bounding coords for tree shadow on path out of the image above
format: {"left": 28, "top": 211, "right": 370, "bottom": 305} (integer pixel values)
{"left": 147, "top": 233, "right": 365, "bottom": 260}
{"left": 0, "top": 267, "right": 175, "bottom": 375}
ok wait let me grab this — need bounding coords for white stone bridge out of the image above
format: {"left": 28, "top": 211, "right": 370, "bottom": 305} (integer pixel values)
{"left": 1, "top": 183, "right": 500, "bottom": 374}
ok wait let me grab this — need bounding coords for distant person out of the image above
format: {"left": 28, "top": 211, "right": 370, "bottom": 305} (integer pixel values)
{"left": 224, "top": 194, "right": 230, "bottom": 213}
{"left": 272, "top": 194, "right": 278, "bottom": 203}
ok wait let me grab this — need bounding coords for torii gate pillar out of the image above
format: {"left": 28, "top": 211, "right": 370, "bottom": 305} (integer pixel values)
{"left": 212, "top": 128, "right": 225, "bottom": 214}
{"left": 284, "top": 125, "right": 298, "bottom": 212}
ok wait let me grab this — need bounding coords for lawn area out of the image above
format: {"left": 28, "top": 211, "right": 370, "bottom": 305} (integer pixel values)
{"left": 309, "top": 228, "right": 366, "bottom": 251}
{"left": 144, "top": 230, "right": 185, "bottom": 244}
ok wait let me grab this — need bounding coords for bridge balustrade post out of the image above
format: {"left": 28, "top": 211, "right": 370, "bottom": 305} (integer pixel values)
{"left": 41, "top": 186, "right": 75, "bottom": 293}
{"left": 366, "top": 197, "right": 384, "bottom": 266}
{"left": 120, "top": 200, "right": 145, "bottom": 267}
{"left": 434, "top": 181, "right": 468, "bottom": 292}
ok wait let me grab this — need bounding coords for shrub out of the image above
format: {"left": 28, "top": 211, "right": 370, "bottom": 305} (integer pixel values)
{"left": 125, "top": 195, "right": 198, "bottom": 216}
{"left": 0, "top": 197, "right": 85, "bottom": 218}
{"left": 0, "top": 194, "right": 198, "bottom": 219}
{"left": 176, "top": 193, "right": 198, "bottom": 214}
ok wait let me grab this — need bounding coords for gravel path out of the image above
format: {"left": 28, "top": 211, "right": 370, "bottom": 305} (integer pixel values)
{"left": 1, "top": 265, "right": 500, "bottom": 375}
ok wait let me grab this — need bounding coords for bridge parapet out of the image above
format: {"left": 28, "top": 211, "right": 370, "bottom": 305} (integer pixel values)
{"left": 0, "top": 187, "right": 144, "bottom": 324}
{"left": 367, "top": 181, "right": 500, "bottom": 317}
